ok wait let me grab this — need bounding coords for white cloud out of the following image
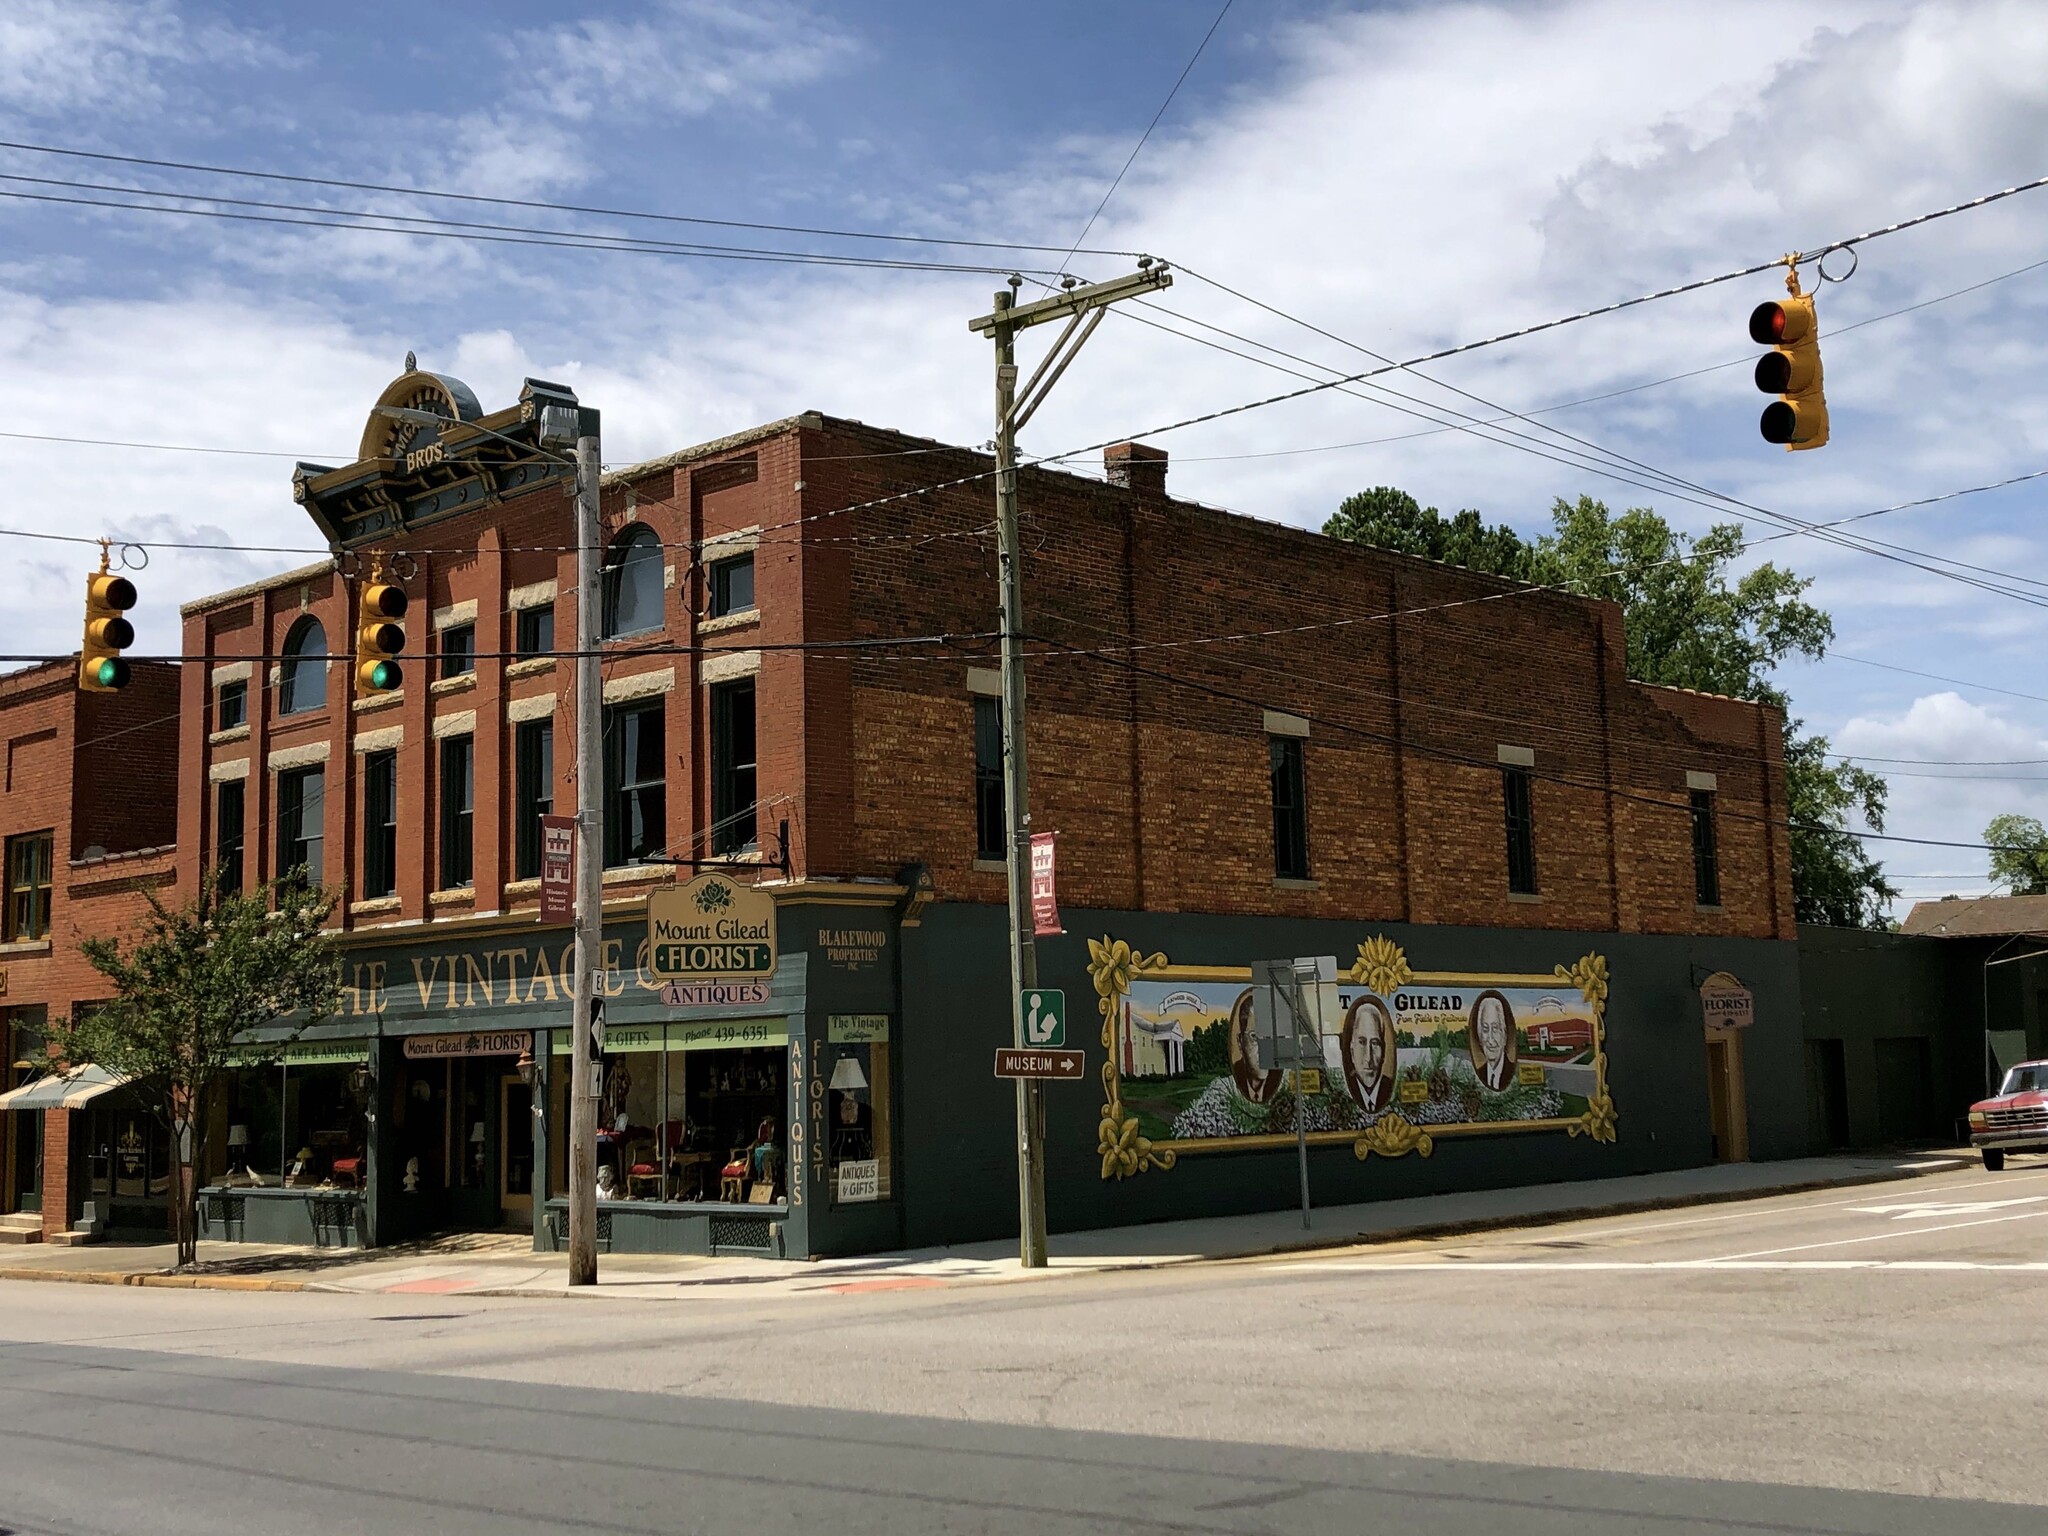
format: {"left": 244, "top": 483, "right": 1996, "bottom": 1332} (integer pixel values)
{"left": 498, "top": 0, "right": 860, "bottom": 124}
{"left": 0, "top": 0, "right": 286, "bottom": 118}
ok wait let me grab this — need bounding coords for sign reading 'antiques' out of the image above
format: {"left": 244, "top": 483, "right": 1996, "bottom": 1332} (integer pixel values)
{"left": 1699, "top": 971, "right": 1755, "bottom": 1030}
{"left": 1087, "top": 934, "right": 1617, "bottom": 1180}
{"left": 647, "top": 875, "right": 778, "bottom": 982}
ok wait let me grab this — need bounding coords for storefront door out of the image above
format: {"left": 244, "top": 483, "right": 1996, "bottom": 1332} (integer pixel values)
{"left": 500, "top": 1074, "right": 533, "bottom": 1226}
{"left": 1706, "top": 1028, "right": 1750, "bottom": 1162}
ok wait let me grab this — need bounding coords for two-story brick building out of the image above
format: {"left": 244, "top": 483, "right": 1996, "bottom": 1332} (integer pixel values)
{"left": 0, "top": 659, "right": 180, "bottom": 1242}
{"left": 142, "top": 360, "right": 1806, "bottom": 1259}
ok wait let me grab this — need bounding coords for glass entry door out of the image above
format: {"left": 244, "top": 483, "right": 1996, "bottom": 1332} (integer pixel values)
{"left": 500, "top": 1075, "right": 534, "bottom": 1226}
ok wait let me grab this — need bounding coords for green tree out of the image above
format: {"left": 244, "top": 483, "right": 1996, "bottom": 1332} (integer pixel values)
{"left": 48, "top": 872, "right": 340, "bottom": 1267}
{"left": 1324, "top": 487, "right": 1541, "bottom": 580}
{"left": 1984, "top": 814, "right": 2048, "bottom": 895}
{"left": 1325, "top": 489, "right": 1896, "bottom": 926}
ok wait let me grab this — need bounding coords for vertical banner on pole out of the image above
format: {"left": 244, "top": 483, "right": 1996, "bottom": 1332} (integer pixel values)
{"left": 538, "top": 814, "right": 576, "bottom": 924}
{"left": 1030, "top": 832, "right": 1063, "bottom": 938}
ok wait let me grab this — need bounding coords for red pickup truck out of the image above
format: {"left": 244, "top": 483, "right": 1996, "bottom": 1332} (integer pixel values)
{"left": 1969, "top": 1060, "right": 2048, "bottom": 1169}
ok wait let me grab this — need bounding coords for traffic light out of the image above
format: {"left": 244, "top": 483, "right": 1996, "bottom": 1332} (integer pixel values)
{"left": 79, "top": 569, "right": 137, "bottom": 692}
{"left": 1750, "top": 291, "right": 1829, "bottom": 451}
{"left": 354, "top": 578, "right": 408, "bottom": 697}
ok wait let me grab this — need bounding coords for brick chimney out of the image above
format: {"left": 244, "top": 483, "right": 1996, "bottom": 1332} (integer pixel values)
{"left": 1104, "top": 441, "right": 1168, "bottom": 497}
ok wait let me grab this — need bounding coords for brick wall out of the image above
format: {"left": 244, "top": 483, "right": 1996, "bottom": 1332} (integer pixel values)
{"left": 798, "top": 418, "right": 1794, "bottom": 940}
{"left": 167, "top": 407, "right": 1792, "bottom": 953}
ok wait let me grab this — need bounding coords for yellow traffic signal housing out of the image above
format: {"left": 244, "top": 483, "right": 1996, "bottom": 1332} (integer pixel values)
{"left": 1750, "top": 293, "right": 1829, "bottom": 451}
{"left": 79, "top": 570, "right": 137, "bottom": 692}
{"left": 355, "top": 580, "right": 408, "bottom": 697}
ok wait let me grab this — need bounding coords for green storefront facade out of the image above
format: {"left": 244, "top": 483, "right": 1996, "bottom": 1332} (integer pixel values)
{"left": 195, "top": 878, "right": 1836, "bottom": 1261}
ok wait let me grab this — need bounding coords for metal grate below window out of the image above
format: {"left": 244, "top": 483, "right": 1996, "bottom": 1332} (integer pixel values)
{"left": 207, "top": 1194, "right": 246, "bottom": 1232}
{"left": 710, "top": 1214, "right": 775, "bottom": 1252}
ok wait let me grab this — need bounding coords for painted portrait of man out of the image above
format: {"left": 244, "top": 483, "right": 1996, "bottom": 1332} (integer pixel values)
{"left": 1467, "top": 989, "right": 1518, "bottom": 1092}
{"left": 1340, "top": 994, "right": 1397, "bottom": 1113}
{"left": 1228, "top": 988, "right": 1281, "bottom": 1104}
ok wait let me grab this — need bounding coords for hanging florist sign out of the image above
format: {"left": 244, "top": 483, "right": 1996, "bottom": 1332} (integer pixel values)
{"left": 647, "top": 874, "right": 778, "bottom": 982}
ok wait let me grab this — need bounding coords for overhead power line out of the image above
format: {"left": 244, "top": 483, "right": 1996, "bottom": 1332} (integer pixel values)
{"left": 0, "top": 138, "right": 1138, "bottom": 257}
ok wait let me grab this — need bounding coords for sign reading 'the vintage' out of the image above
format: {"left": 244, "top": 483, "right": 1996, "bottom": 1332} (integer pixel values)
{"left": 647, "top": 874, "right": 778, "bottom": 982}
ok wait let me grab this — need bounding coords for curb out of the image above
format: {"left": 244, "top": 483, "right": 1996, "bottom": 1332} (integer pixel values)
{"left": 0, "top": 1266, "right": 306, "bottom": 1291}
{"left": 0, "top": 1157, "right": 1970, "bottom": 1297}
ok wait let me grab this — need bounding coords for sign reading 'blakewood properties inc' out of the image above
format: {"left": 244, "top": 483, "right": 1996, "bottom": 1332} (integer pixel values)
{"left": 647, "top": 875, "right": 778, "bottom": 982}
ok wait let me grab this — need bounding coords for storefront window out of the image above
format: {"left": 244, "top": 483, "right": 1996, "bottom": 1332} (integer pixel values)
{"left": 827, "top": 1016, "right": 892, "bottom": 1203}
{"left": 208, "top": 1050, "right": 368, "bottom": 1189}
{"left": 551, "top": 1023, "right": 788, "bottom": 1204}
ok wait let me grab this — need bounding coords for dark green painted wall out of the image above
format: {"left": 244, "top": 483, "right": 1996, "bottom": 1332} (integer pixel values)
{"left": 898, "top": 904, "right": 1806, "bottom": 1249}
{"left": 1796, "top": 924, "right": 2008, "bottom": 1151}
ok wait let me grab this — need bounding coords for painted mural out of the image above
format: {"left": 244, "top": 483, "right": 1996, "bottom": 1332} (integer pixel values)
{"left": 1089, "top": 934, "right": 1615, "bottom": 1180}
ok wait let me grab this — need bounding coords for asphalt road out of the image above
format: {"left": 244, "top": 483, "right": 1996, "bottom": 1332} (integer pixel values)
{"left": 4, "top": 1162, "right": 2046, "bottom": 1535}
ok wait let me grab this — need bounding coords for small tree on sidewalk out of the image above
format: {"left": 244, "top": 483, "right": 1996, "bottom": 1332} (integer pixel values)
{"left": 49, "top": 870, "right": 340, "bottom": 1267}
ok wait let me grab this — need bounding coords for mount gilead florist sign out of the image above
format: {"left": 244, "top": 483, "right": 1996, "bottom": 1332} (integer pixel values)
{"left": 647, "top": 874, "right": 779, "bottom": 984}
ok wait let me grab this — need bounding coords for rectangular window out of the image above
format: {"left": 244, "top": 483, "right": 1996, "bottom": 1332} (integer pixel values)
{"left": 440, "top": 622, "right": 476, "bottom": 679}
{"left": 438, "top": 736, "right": 474, "bottom": 889}
{"left": 709, "top": 554, "right": 755, "bottom": 619}
{"left": 215, "top": 780, "right": 245, "bottom": 897}
{"left": 3, "top": 832, "right": 54, "bottom": 941}
{"left": 216, "top": 679, "right": 247, "bottom": 731}
{"left": 515, "top": 606, "right": 554, "bottom": 657}
{"left": 514, "top": 720, "right": 554, "bottom": 881}
{"left": 276, "top": 767, "right": 324, "bottom": 885}
{"left": 363, "top": 750, "right": 398, "bottom": 899}
{"left": 710, "top": 679, "right": 757, "bottom": 856}
{"left": 1692, "top": 788, "right": 1721, "bottom": 907}
{"left": 1503, "top": 766, "right": 1538, "bottom": 895}
{"left": 1269, "top": 736, "right": 1309, "bottom": 880}
{"left": 973, "top": 695, "right": 1004, "bottom": 861}
{"left": 604, "top": 702, "right": 667, "bottom": 867}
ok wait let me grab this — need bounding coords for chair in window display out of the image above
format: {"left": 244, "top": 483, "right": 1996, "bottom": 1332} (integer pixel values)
{"left": 624, "top": 1134, "right": 662, "bottom": 1200}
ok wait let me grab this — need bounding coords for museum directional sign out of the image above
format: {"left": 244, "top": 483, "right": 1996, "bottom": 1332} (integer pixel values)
{"left": 647, "top": 874, "right": 778, "bottom": 982}
{"left": 995, "top": 1048, "right": 1086, "bottom": 1080}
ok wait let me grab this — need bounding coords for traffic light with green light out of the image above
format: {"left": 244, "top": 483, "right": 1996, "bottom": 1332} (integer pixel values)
{"left": 1750, "top": 292, "right": 1829, "bottom": 451}
{"left": 355, "top": 579, "right": 408, "bottom": 697}
{"left": 79, "top": 569, "right": 137, "bottom": 692}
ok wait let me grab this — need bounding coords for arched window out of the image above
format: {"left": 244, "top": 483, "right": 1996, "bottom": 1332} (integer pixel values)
{"left": 279, "top": 618, "right": 329, "bottom": 715}
{"left": 602, "top": 525, "right": 664, "bottom": 639}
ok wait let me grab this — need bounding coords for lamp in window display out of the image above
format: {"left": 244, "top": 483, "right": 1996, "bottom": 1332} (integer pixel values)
{"left": 829, "top": 1055, "right": 872, "bottom": 1162}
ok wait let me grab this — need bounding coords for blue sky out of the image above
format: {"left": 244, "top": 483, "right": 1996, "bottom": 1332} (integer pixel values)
{"left": 5, "top": 0, "right": 2048, "bottom": 909}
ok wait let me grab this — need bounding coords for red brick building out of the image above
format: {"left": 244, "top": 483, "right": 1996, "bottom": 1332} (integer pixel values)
{"left": 143, "top": 363, "right": 1802, "bottom": 1257}
{"left": 0, "top": 659, "right": 180, "bottom": 1240}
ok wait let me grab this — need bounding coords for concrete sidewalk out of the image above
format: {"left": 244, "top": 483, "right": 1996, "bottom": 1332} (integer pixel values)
{"left": 0, "top": 1151, "right": 1971, "bottom": 1299}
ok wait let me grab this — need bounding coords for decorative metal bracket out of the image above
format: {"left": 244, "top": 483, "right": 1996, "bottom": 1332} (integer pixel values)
{"left": 644, "top": 819, "right": 792, "bottom": 880}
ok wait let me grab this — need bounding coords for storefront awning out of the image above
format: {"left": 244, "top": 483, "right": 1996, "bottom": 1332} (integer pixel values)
{"left": 0, "top": 1063, "right": 132, "bottom": 1111}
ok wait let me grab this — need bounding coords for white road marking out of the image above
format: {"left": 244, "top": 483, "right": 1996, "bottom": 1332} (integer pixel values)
{"left": 1846, "top": 1196, "right": 2048, "bottom": 1220}
{"left": 1284, "top": 1259, "right": 2048, "bottom": 1272}
{"left": 1527, "top": 1166, "right": 2048, "bottom": 1244}
{"left": 1703, "top": 1206, "right": 2048, "bottom": 1262}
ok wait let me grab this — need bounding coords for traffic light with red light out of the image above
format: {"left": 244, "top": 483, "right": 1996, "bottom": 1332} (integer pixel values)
{"left": 355, "top": 578, "right": 408, "bottom": 697}
{"left": 79, "top": 569, "right": 137, "bottom": 692}
{"left": 1750, "top": 291, "right": 1829, "bottom": 451}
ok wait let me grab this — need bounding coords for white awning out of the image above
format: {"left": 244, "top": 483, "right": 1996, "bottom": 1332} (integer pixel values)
{"left": 0, "top": 1064, "right": 132, "bottom": 1111}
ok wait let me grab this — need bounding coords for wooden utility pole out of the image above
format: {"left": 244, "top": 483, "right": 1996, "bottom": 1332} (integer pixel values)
{"left": 968, "top": 262, "right": 1172, "bottom": 1267}
{"left": 567, "top": 412, "right": 604, "bottom": 1286}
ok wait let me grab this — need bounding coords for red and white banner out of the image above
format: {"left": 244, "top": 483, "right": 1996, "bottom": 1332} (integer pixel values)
{"left": 538, "top": 814, "right": 576, "bottom": 924}
{"left": 1030, "top": 832, "right": 1063, "bottom": 937}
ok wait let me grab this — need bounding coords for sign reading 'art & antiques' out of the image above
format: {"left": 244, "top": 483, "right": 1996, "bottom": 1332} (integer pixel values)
{"left": 647, "top": 874, "right": 778, "bottom": 982}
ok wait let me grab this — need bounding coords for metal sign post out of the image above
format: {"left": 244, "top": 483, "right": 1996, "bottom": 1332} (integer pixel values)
{"left": 1256, "top": 955, "right": 1337, "bottom": 1230}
